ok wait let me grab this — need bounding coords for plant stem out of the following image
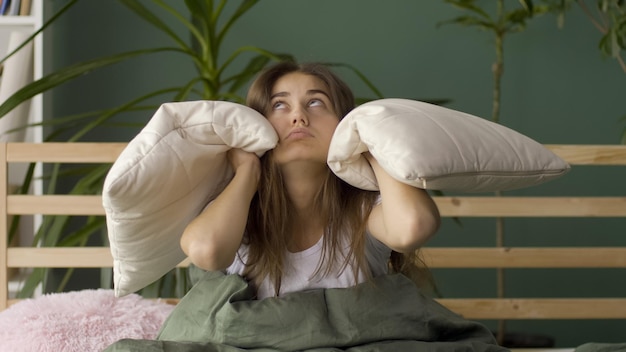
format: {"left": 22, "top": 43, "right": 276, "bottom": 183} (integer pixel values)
{"left": 494, "top": 0, "right": 506, "bottom": 345}
{"left": 492, "top": 5, "right": 504, "bottom": 124}
{"left": 495, "top": 192, "right": 506, "bottom": 345}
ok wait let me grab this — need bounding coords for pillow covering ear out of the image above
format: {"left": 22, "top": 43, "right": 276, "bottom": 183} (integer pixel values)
{"left": 103, "top": 100, "right": 277, "bottom": 297}
{"left": 327, "top": 98, "right": 570, "bottom": 192}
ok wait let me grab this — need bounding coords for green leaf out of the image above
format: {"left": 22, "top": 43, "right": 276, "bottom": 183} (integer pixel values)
{"left": 224, "top": 53, "right": 295, "bottom": 94}
{"left": 17, "top": 268, "right": 45, "bottom": 298}
{"left": 325, "top": 62, "right": 385, "bottom": 99}
{"left": 226, "top": 55, "right": 271, "bottom": 93}
{"left": 611, "top": 28, "right": 621, "bottom": 57}
{"left": 152, "top": 0, "right": 208, "bottom": 56}
{"left": 65, "top": 87, "right": 183, "bottom": 142}
{"left": 0, "top": 0, "right": 79, "bottom": 65}
{"left": 438, "top": 15, "right": 497, "bottom": 31}
{"left": 518, "top": 0, "right": 534, "bottom": 13}
{"left": 186, "top": 0, "right": 213, "bottom": 55}
{"left": 8, "top": 105, "right": 154, "bottom": 137}
{"left": 506, "top": 8, "right": 532, "bottom": 25}
{"left": 599, "top": 32, "right": 611, "bottom": 56}
{"left": 173, "top": 77, "right": 203, "bottom": 101}
{"left": 218, "top": 46, "right": 290, "bottom": 83}
{"left": 57, "top": 217, "right": 107, "bottom": 247}
{"left": 216, "top": 0, "right": 259, "bottom": 47}
{"left": 0, "top": 48, "right": 180, "bottom": 121}
{"left": 616, "top": 18, "right": 626, "bottom": 49}
{"left": 443, "top": 0, "right": 491, "bottom": 19}
{"left": 119, "top": 0, "right": 190, "bottom": 52}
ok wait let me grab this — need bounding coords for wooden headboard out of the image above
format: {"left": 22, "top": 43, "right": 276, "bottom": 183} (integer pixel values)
{"left": 1, "top": 142, "right": 626, "bottom": 323}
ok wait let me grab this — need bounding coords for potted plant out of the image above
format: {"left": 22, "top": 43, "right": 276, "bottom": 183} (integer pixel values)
{"left": 572, "top": 0, "right": 625, "bottom": 143}
{"left": 439, "top": 0, "right": 569, "bottom": 347}
{"left": 0, "top": 0, "right": 383, "bottom": 299}
{"left": 439, "top": 0, "right": 625, "bottom": 346}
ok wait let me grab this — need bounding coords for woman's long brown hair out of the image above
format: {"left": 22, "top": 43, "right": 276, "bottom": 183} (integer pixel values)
{"left": 244, "top": 61, "right": 427, "bottom": 296}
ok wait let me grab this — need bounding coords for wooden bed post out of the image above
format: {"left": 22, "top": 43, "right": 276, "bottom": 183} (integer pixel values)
{"left": 0, "top": 143, "right": 8, "bottom": 310}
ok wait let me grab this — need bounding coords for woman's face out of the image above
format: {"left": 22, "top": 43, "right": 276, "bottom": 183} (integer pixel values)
{"left": 266, "top": 72, "right": 339, "bottom": 166}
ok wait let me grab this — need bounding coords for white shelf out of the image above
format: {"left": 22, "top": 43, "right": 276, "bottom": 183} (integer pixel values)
{"left": 0, "top": 16, "right": 38, "bottom": 25}
{"left": 1, "top": 0, "right": 43, "bottom": 299}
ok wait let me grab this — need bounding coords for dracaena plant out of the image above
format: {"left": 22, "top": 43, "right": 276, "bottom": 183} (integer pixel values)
{"left": 0, "top": 0, "right": 382, "bottom": 299}
{"left": 574, "top": 0, "right": 626, "bottom": 143}
{"left": 438, "top": 0, "right": 577, "bottom": 345}
{"left": 439, "top": 0, "right": 625, "bottom": 346}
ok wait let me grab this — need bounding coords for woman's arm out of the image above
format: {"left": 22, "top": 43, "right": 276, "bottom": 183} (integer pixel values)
{"left": 180, "top": 149, "right": 260, "bottom": 271}
{"left": 365, "top": 153, "right": 440, "bottom": 253}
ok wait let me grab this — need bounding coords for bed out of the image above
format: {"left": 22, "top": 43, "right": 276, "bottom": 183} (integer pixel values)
{"left": 0, "top": 101, "right": 624, "bottom": 351}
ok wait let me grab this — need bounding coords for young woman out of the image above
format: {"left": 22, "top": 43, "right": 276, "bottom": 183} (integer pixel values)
{"left": 180, "top": 61, "right": 440, "bottom": 299}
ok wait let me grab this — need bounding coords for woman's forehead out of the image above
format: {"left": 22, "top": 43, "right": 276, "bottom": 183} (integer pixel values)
{"left": 271, "top": 72, "right": 329, "bottom": 96}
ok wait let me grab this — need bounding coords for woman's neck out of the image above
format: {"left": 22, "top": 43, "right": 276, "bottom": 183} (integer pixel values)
{"left": 280, "top": 161, "right": 328, "bottom": 211}
{"left": 280, "top": 161, "right": 329, "bottom": 252}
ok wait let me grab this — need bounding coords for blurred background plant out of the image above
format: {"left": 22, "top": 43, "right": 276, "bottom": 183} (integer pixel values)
{"left": 0, "top": 0, "right": 383, "bottom": 300}
{"left": 576, "top": 0, "right": 626, "bottom": 143}
{"left": 437, "top": 0, "right": 626, "bottom": 347}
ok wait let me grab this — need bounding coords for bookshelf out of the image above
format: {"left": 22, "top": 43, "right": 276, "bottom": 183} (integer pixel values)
{"left": 0, "top": 0, "right": 42, "bottom": 147}
{"left": 0, "top": 0, "right": 42, "bottom": 298}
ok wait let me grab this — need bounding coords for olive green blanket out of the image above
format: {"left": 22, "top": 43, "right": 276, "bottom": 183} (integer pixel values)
{"left": 104, "top": 272, "right": 508, "bottom": 351}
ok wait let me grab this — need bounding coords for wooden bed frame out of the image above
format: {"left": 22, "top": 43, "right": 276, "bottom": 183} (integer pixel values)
{"left": 1, "top": 142, "right": 625, "bottom": 344}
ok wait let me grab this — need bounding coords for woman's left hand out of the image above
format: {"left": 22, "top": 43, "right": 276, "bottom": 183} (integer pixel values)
{"left": 364, "top": 152, "right": 441, "bottom": 253}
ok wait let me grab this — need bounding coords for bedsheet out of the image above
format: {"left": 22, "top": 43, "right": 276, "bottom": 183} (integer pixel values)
{"left": 104, "top": 272, "right": 509, "bottom": 352}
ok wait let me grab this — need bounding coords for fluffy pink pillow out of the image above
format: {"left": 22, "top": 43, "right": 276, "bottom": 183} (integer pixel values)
{"left": 0, "top": 289, "right": 174, "bottom": 352}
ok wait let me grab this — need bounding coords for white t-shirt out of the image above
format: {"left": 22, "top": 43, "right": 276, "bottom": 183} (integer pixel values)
{"left": 226, "top": 232, "right": 391, "bottom": 299}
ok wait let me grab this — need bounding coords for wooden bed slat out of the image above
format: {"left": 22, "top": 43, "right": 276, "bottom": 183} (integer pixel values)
{"left": 438, "top": 298, "right": 626, "bottom": 319}
{"left": 422, "top": 247, "right": 626, "bottom": 268}
{"left": 5, "top": 143, "right": 625, "bottom": 165}
{"left": 434, "top": 197, "right": 626, "bottom": 217}
{"left": 9, "top": 247, "right": 626, "bottom": 269}
{"left": 8, "top": 143, "right": 623, "bottom": 165}
{"left": 7, "top": 195, "right": 105, "bottom": 215}
{"left": 3, "top": 142, "right": 626, "bottom": 322}
{"left": 6, "top": 142, "right": 125, "bottom": 163}
{"left": 7, "top": 247, "right": 191, "bottom": 268}
{"left": 546, "top": 144, "right": 626, "bottom": 165}
{"left": 7, "top": 247, "right": 114, "bottom": 268}
{"left": 6, "top": 195, "right": 626, "bottom": 217}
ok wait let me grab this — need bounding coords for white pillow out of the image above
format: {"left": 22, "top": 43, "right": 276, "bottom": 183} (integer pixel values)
{"left": 327, "top": 98, "right": 570, "bottom": 192}
{"left": 103, "top": 100, "right": 278, "bottom": 297}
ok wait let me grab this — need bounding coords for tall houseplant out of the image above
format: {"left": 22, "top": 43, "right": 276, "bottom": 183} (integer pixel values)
{"left": 440, "top": 0, "right": 625, "bottom": 346}
{"left": 0, "top": 0, "right": 383, "bottom": 299}
{"left": 573, "top": 0, "right": 626, "bottom": 143}
{"left": 439, "top": 0, "right": 572, "bottom": 346}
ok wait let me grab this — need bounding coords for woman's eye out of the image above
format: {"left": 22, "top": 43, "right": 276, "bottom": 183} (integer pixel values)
{"left": 272, "top": 101, "right": 286, "bottom": 110}
{"left": 308, "top": 99, "right": 323, "bottom": 107}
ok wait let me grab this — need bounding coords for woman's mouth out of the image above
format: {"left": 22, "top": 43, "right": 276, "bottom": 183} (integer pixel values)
{"left": 287, "top": 128, "right": 312, "bottom": 140}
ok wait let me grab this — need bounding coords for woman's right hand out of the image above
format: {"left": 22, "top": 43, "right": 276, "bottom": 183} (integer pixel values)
{"left": 181, "top": 148, "right": 261, "bottom": 271}
{"left": 227, "top": 148, "right": 261, "bottom": 182}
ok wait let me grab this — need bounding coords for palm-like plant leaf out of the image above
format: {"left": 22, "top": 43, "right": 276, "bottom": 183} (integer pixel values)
{"left": 7, "top": 0, "right": 384, "bottom": 299}
{"left": 0, "top": 48, "right": 180, "bottom": 120}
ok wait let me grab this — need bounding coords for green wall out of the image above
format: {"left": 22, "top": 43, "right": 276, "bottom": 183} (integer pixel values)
{"left": 44, "top": 1, "right": 626, "bottom": 347}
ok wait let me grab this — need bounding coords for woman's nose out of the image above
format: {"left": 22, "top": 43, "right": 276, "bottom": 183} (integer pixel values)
{"left": 291, "top": 108, "right": 309, "bottom": 126}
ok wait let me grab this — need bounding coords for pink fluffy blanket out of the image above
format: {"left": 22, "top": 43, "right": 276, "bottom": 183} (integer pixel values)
{"left": 0, "top": 289, "right": 174, "bottom": 352}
